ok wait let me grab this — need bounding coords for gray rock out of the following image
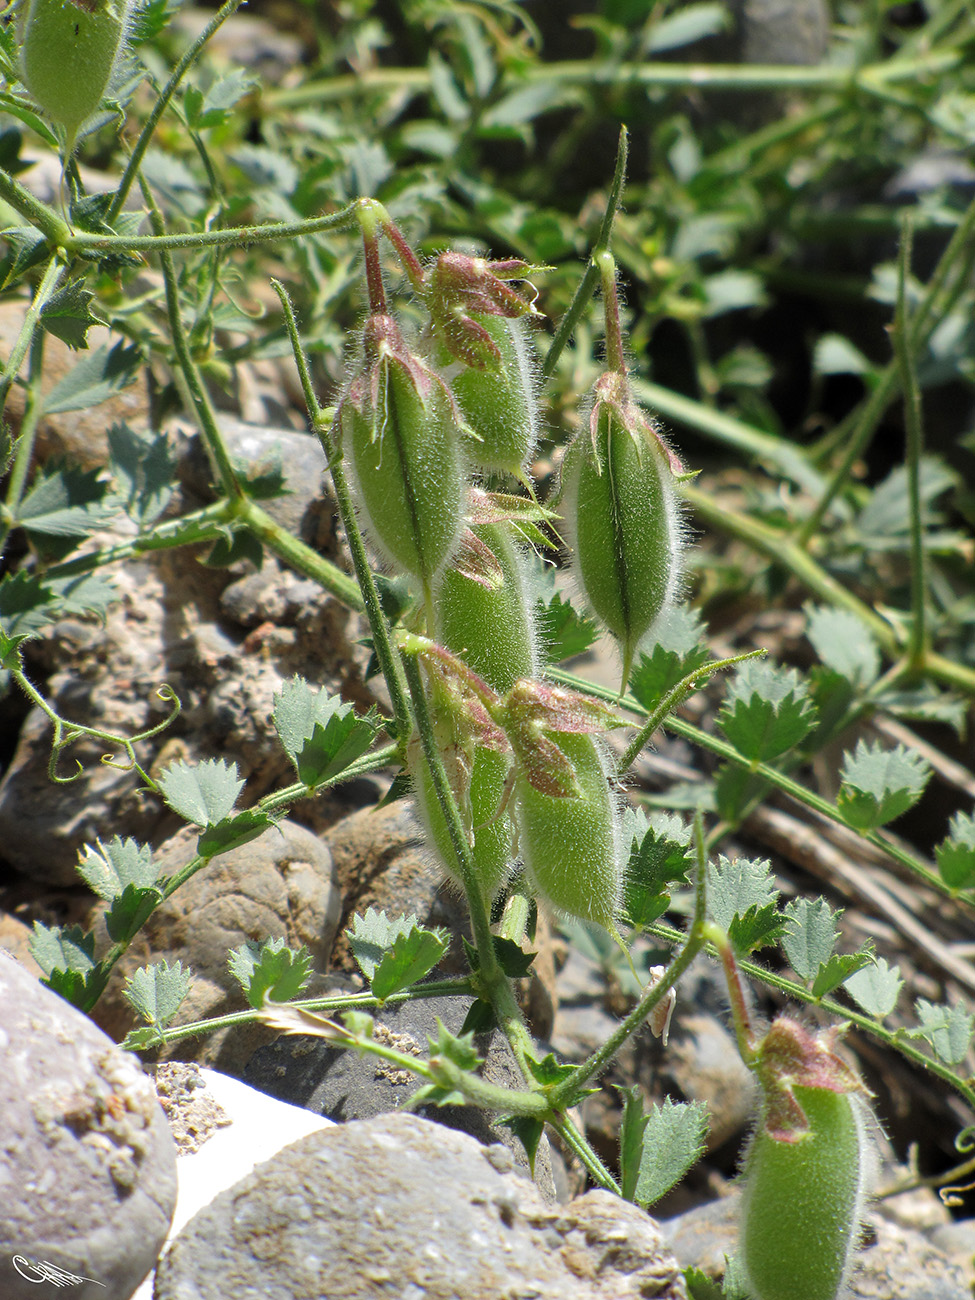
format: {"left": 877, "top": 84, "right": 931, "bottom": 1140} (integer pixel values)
{"left": 90, "top": 820, "right": 341, "bottom": 1071}
{"left": 0, "top": 952, "right": 176, "bottom": 1300}
{"left": 153, "top": 1111, "right": 688, "bottom": 1300}
{"left": 243, "top": 991, "right": 560, "bottom": 1202}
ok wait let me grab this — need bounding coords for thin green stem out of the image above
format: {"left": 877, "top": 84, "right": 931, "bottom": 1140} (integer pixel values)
{"left": 549, "top": 1113, "right": 621, "bottom": 1194}
{"left": 797, "top": 185, "right": 975, "bottom": 544}
{"left": 681, "top": 482, "right": 975, "bottom": 697}
{"left": 682, "top": 482, "right": 893, "bottom": 644}
{"left": 633, "top": 378, "right": 825, "bottom": 496}
{"left": 126, "top": 979, "right": 475, "bottom": 1049}
{"left": 617, "top": 649, "right": 764, "bottom": 775}
{"left": 894, "top": 218, "right": 928, "bottom": 672}
{"left": 108, "top": 0, "right": 246, "bottom": 222}
{"left": 1, "top": 324, "right": 46, "bottom": 557}
{"left": 265, "top": 49, "right": 961, "bottom": 111}
{"left": 142, "top": 180, "right": 242, "bottom": 502}
{"left": 542, "top": 125, "right": 627, "bottom": 379}
{"left": 0, "top": 255, "right": 65, "bottom": 424}
{"left": 67, "top": 206, "right": 360, "bottom": 257}
{"left": 0, "top": 169, "right": 71, "bottom": 247}
{"left": 596, "top": 250, "right": 626, "bottom": 375}
{"left": 237, "top": 499, "right": 364, "bottom": 611}
{"left": 43, "top": 501, "right": 239, "bottom": 577}
{"left": 402, "top": 655, "right": 496, "bottom": 969}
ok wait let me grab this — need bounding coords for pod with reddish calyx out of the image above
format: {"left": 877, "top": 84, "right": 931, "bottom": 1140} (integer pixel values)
{"left": 513, "top": 729, "right": 623, "bottom": 930}
{"left": 428, "top": 251, "right": 543, "bottom": 481}
{"left": 501, "top": 680, "right": 625, "bottom": 930}
{"left": 339, "top": 314, "right": 466, "bottom": 603}
{"left": 20, "top": 0, "right": 132, "bottom": 149}
{"left": 738, "top": 1017, "right": 875, "bottom": 1300}
{"left": 561, "top": 369, "right": 683, "bottom": 694}
{"left": 434, "top": 518, "right": 538, "bottom": 695}
{"left": 407, "top": 665, "right": 513, "bottom": 904}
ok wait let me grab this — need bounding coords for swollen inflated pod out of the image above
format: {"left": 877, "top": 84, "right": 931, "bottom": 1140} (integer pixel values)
{"left": 20, "top": 0, "right": 133, "bottom": 150}
{"left": 339, "top": 313, "right": 466, "bottom": 609}
{"left": 513, "top": 727, "right": 624, "bottom": 930}
{"left": 737, "top": 1017, "right": 875, "bottom": 1300}
{"left": 560, "top": 251, "right": 684, "bottom": 692}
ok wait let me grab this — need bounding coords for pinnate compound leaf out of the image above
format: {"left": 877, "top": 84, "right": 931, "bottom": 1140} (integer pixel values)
{"left": 805, "top": 606, "right": 880, "bottom": 686}
{"left": 844, "top": 957, "right": 904, "bottom": 1018}
{"left": 371, "top": 924, "right": 451, "bottom": 1001}
{"left": 684, "top": 1267, "right": 725, "bottom": 1300}
{"left": 498, "top": 1115, "right": 545, "bottom": 1173}
{"left": 228, "top": 938, "right": 312, "bottom": 1009}
{"left": 273, "top": 676, "right": 379, "bottom": 786}
{"left": 158, "top": 758, "right": 244, "bottom": 826}
{"left": 836, "top": 741, "right": 931, "bottom": 831}
{"left": 908, "top": 999, "right": 974, "bottom": 1065}
{"left": 428, "top": 1019, "right": 482, "bottom": 1073}
{"left": 197, "top": 810, "right": 275, "bottom": 858}
{"left": 781, "top": 897, "right": 839, "bottom": 982}
{"left": 30, "top": 922, "right": 97, "bottom": 991}
{"left": 122, "top": 960, "right": 192, "bottom": 1031}
{"left": 347, "top": 908, "right": 427, "bottom": 980}
{"left": 76, "top": 837, "right": 157, "bottom": 899}
{"left": 811, "top": 948, "right": 875, "bottom": 1001}
{"left": 717, "top": 661, "right": 816, "bottom": 763}
{"left": 15, "top": 461, "right": 116, "bottom": 541}
{"left": 936, "top": 813, "right": 975, "bottom": 891}
{"left": 107, "top": 423, "right": 176, "bottom": 526}
{"left": 41, "top": 340, "right": 141, "bottom": 415}
{"left": 536, "top": 589, "right": 600, "bottom": 664}
{"left": 622, "top": 808, "right": 693, "bottom": 928}
{"left": 0, "top": 569, "right": 118, "bottom": 636}
{"left": 628, "top": 605, "right": 711, "bottom": 707}
{"left": 185, "top": 67, "right": 257, "bottom": 130}
{"left": 620, "top": 1088, "right": 708, "bottom": 1208}
{"left": 707, "top": 856, "right": 784, "bottom": 954}
{"left": 40, "top": 279, "right": 106, "bottom": 349}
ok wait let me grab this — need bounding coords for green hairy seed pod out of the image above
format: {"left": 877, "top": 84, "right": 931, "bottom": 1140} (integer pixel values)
{"left": 435, "top": 521, "right": 538, "bottom": 694}
{"left": 20, "top": 0, "right": 130, "bottom": 143}
{"left": 739, "top": 1085, "right": 871, "bottom": 1300}
{"left": 450, "top": 316, "right": 538, "bottom": 480}
{"left": 342, "top": 316, "right": 465, "bottom": 596}
{"left": 561, "top": 394, "right": 682, "bottom": 690}
{"left": 514, "top": 730, "right": 623, "bottom": 929}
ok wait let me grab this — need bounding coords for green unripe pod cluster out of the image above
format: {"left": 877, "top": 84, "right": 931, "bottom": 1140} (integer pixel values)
{"left": 341, "top": 314, "right": 466, "bottom": 599}
{"left": 561, "top": 377, "right": 682, "bottom": 691}
{"left": 513, "top": 730, "right": 624, "bottom": 930}
{"left": 450, "top": 316, "right": 539, "bottom": 481}
{"left": 737, "top": 1018, "right": 874, "bottom": 1300}
{"left": 20, "top": 0, "right": 131, "bottom": 145}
